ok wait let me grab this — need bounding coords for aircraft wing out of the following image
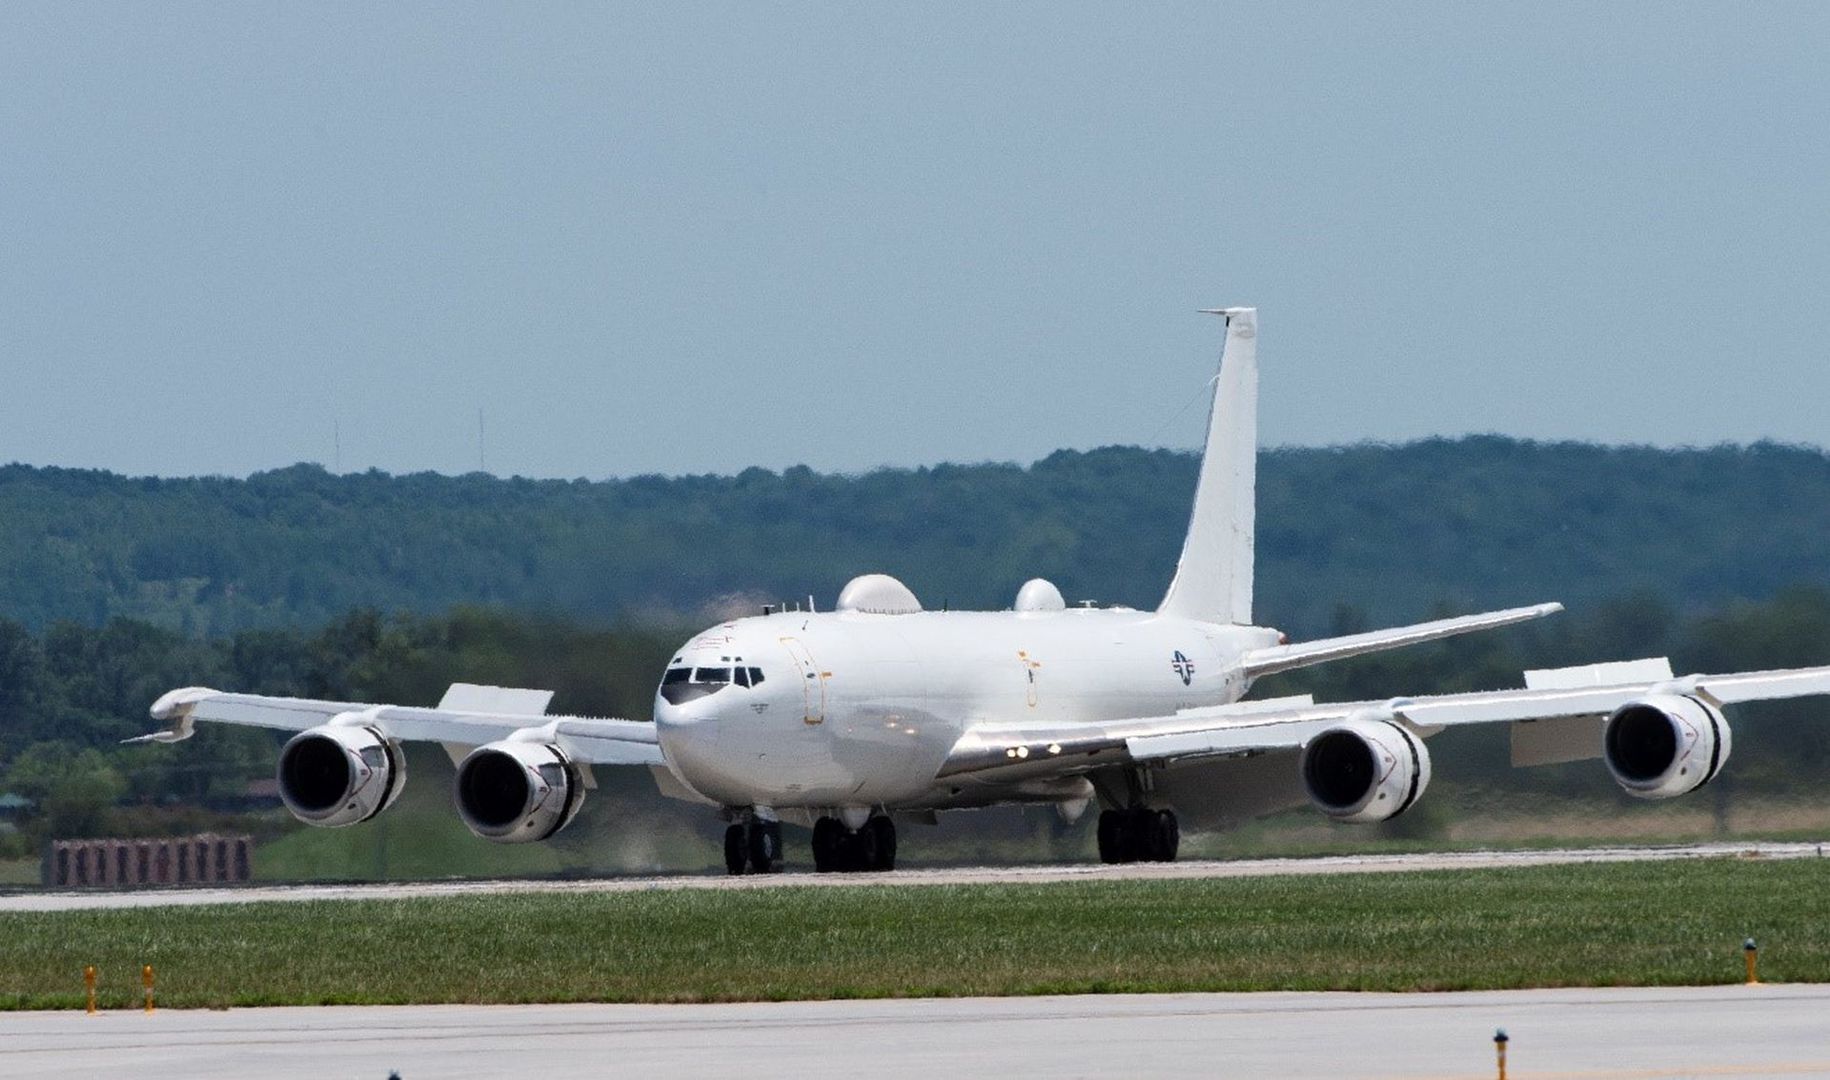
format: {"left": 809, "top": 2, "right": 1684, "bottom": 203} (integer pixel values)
{"left": 129, "top": 684, "right": 664, "bottom": 767}
{"left": 939, "top": 663, "right": 1830, "bottom": 780}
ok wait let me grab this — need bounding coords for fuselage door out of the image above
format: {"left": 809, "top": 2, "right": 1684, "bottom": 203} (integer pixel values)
{"left": 779, "top": 637, "right": 825, "bottom": 726}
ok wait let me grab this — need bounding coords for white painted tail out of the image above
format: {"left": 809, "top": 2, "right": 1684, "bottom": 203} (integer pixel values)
{"left": 1157, "top": 307, "right": 1257, "bottom": 624}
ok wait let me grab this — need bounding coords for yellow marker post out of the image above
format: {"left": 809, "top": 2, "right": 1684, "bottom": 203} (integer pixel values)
{"left": 142, "top": 965, "right": 155, "bottom": 1014}
{"left": 1745, "top": 938, "right": 1759, "bottom": 985}
{"left": 1494, "top": 1028, "right": 1509, "bottom": 1080}
{"left": 84, "top": 966, "right": 97, "bottom": 1015}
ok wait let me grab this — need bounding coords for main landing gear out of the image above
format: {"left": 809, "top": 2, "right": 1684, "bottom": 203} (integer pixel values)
{"left": 724, "top": 817, "right": 783, "bottom": 875}
{"left": 1096, "top": 807, "right": 1179, "bottom": 864}
{"left": 811, "top": 814, "right": 896, "bottom": 873}
{"left": 721, "top": 812, "right": 898, "bottom": 874}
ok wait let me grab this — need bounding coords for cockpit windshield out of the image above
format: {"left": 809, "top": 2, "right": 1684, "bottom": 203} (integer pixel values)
{"left": 659, "top": 664, "right": 762, "bottom": 705}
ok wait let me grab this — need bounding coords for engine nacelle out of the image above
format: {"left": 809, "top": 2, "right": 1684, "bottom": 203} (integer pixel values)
{"left": 276, "top": 722, "right": 407, "bottom": 827}
{"left": 453, "top": 741, "right": 587, "bottom": 843}
{"left": 1603, "top": 693, "right": 1732, "bottom": 799}
{"left": 1299, "top": 718, "right": 1432, "bottom": 823}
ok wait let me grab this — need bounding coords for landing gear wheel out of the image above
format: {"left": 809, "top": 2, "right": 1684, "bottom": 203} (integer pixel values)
{"left": 812, "top": 817, "right": 844, "bottom": 872}
{"left": 723, "top": 824, "right": 748, "bottom": 875}
{"left": 1153, "top": 809, "right": 1180, "bottom": 863}
{"left": 844, "top": 824, "right": 878, "bottom": 872}
{"left": 1134, "top": 807, "right": 1165, "bottom": 861}
{"left": 866, "top": 815, "right": 897, "bottom": 872}
{"left": 1097, "top": 807, "right": 1180, "bottom": 864}
{"left": 1097, "top": 810, "right": 1125, "bottom": 864}
{"left": 813, "top": 814, "right": 896, "bottom": 872}
{"left": 747, "top": 819, "right": 783, "bottom": 873}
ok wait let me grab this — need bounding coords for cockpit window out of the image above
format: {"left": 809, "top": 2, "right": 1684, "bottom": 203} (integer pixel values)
{"left": 658, "top": 663, "right": 760, "bottom": 705}
{"left": 659, "top": 665, "right": 729, "bottom": 705}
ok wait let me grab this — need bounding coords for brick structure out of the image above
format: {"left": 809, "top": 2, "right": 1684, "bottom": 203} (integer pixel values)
{"left": 44, "top": 834, "right": 253, "bottom": 888}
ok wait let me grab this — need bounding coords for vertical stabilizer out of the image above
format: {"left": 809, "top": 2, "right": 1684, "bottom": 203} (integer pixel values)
{"left": 1157, "top": 307, "right": 1257, "bottom": 624}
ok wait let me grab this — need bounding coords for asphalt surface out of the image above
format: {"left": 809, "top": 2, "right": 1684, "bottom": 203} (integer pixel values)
{"left": 2, "top": 840, "right": 1823, "bottom": 912}
{"left": 7, "top": 986, "right": 1829, "bottom": 1079}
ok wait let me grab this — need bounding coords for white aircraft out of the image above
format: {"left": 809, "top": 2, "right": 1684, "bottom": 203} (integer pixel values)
{"left": 135, "top": 308, "right": 1830, "bottom": 874}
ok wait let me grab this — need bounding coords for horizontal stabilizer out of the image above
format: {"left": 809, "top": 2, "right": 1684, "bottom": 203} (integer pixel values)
{"left": 1238, "top": 603, "right": 1564, "bottom": 680}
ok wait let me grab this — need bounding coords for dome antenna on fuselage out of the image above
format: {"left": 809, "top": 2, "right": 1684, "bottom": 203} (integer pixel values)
{"left": 1157, "top": 307, "right": 1257, "bottom": 625}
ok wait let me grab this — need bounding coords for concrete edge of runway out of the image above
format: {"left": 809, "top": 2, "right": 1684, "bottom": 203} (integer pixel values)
{"left": 3, "top": 839, "right": 1826, "bottom": 912}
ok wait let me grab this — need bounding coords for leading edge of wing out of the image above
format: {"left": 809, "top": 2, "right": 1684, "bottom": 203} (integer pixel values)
{"left": 939, "top": 663, "right": 1830, "bottom": 779}
{"left": 132, "top": 686, "right": 663, "bottom": 767}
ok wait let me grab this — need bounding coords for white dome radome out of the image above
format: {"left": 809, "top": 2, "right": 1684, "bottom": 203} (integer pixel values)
{"left": 836, "top": 574, "right": 923, "bottom": 614}
{"left": 1014, "top": 578, "right": 1067, "bottom": 612}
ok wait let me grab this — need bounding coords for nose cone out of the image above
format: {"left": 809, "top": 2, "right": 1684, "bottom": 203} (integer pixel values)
{"left": 655, "top": 690, "right": 757, "bottom": 807}
{"left": 654, "top": 683, "right": 738, "bottom": 755}
{"left": 654, "top": 688, "right": 713, "bottom": 737}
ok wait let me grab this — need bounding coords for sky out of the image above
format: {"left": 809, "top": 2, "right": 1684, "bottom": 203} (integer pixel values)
{"left": 3, "top": 3, "right": 1827, "bottom": 479}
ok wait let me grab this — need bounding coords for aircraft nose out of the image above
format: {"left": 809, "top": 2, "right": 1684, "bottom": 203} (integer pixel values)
{"left": 654, "top": 690, "right": 728, "bottom": 732}
{"left": 654, "top": 694, "right": 694, "bottom": 730}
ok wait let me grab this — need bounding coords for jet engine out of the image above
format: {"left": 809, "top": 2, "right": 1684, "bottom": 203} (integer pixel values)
{"left": 453, "top": 741, "right": 587, "bottom": 843}
{"left": 1603, "top": 693, "right": 1732, "bottom": 799}
{"left": 276, "top": 722, "right": 407, "bottom": 827}
{"left": 1299, "top": 718, "right": 1431, "bottom": 823}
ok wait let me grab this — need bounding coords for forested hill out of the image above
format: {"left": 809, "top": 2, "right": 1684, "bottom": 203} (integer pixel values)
{"left": 3, "top": 437, "right": 1828, "bottom": 638}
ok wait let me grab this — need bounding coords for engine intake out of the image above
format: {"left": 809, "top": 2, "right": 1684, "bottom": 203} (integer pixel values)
{"left": 276, "top": 722, "right": 406, "bottom": 827}
{"left": 1299, "top": 718, "right": 1432, "bottom": 823}
{"left": 1603, "top": 693, "right": 1731, "bottom": 799}
{"left": 454, "top": 741, "right": 587, "bottom": 843}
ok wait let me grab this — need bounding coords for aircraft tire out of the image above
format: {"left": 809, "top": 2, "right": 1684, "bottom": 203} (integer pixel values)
{"left": 866, "top": 815, "right": 897, "bottom": 871}
{"left": 1096, "top": 810, "right": 1125, "bottom": 863}
{"left": 1153, "top": 809, "right": 1180, "bottom": 863}
{"left": 748, "top": 820, "right": 783, "bottom": 873}
{"left": 1127, "top": 807, "right": 1159, "bottom": 861}
{"left": 723, "top": 824, "right": 748, "bottom": 875}
{"left": 812, "top": 816, "right": 844, "bottom": 872}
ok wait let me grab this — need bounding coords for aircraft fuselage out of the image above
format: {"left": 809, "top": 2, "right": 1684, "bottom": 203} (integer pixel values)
{"left": 654, "top": 608, "right": 1281, "bottom": 809}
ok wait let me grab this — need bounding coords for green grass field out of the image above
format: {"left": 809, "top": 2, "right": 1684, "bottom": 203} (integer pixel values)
{"left": 5, "top": 856, "right": 1829, "bottom": 1010}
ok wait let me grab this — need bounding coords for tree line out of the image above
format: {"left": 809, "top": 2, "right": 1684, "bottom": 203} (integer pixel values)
{"left": 3, "top": 437, "right": 1829, "bottom": 639}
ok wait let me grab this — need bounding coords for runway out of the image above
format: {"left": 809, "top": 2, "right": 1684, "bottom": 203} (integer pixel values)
{"left": 7, "top": 985, "right": 1828, "bottom": 1079}
{"left": 2, "top": 839, "right": 1822, "bottom": 912}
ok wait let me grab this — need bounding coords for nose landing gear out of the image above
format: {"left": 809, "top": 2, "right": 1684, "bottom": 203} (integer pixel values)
{"left": 1096, "top": 807, "right": 1179, "bottom": 863}
{"left": 724, "top": 816, "right": 783, "bottom": 875}
{"left": 812, "top": 814, "right": 896, "bottom": 872}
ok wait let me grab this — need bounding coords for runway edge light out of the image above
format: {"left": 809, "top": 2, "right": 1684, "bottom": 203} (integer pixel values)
{"left": 1494, "top": 1028, "right": 1509, "bottom": 1080}
{"left": 1745, "top": 938, "right": 1759, "bottom": 985}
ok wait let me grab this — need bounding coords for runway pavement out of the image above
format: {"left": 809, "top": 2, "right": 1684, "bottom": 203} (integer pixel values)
{"left": 2, "top": 840, "right": 1823, "bottom": 913}
{"left": 6, "top": 985, "right": 1828, "bottom": 1079}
